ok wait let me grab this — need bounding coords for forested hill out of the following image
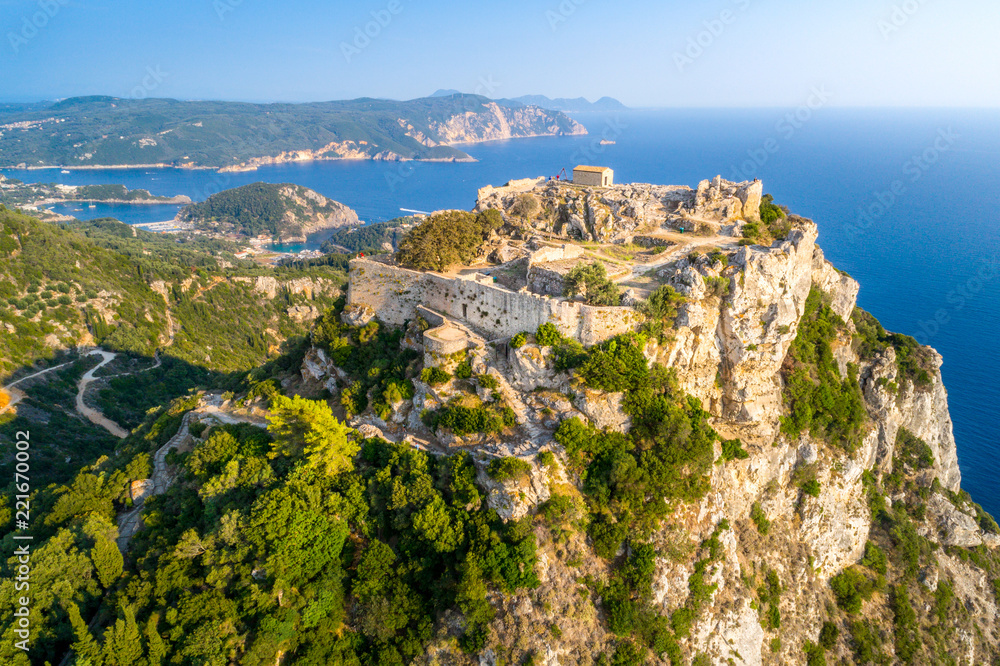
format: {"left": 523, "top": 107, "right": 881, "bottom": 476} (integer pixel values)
{"left": 178, "top": 182, "right": 359, "bottom": 242}
{"left": 0, "top": 208, "right": 349, "bottom": 379}
{"left": 0, "top": 95, "right": 586, "bottom": 169}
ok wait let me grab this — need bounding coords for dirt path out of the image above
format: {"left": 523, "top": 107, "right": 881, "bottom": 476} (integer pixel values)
{"left": 0, "top": 360, "right": 75, "bottom": 417}
{"left": 116, "top": 397, "right": 268, "bottom": 551}
{"left": 75, "top": 350, "right": 130, "bottom": 438}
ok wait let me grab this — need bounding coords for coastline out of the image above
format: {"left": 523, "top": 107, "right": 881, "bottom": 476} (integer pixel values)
{"left": 0, "top": 131, "right": 594, "bottom": 173}
{"left": 442, "top": 129, "right": 589, "bottom": 147}
{"left": 32, "top": 196, "right": 192, "bottom": 206}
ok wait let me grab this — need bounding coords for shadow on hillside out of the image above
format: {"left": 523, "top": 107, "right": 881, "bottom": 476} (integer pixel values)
{"left": 0, "top": 336, "right": 308, "bottom": 490}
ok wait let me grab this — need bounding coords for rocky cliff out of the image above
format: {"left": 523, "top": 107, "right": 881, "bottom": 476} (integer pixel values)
{"left": 303, "top": 182, "right": 1000, "bottom": 665}
{"left": 428, "top": 101, "right": 587, "bottom": 144}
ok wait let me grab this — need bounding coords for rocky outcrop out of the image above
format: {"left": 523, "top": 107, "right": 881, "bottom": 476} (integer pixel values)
{"left": 811, "top": 247, "right": 860, "bottom": 321}
{"left": 218, "top": 141, "right": 413, "bottom": 173}
{"left": 476, "top": 176, "right": 768, "bottom": 243}
{"left": 230, "top": 275, "right": 341, "bottom": 300}
{"left": 429, "top": 102, "right": 586, "bottom": 145}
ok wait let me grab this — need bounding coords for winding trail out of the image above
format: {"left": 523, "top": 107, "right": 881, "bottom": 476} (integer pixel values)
{"left": 75, "top": 350, "right": 130, "bottom": 438}
{"left": 0, "top": 360, "right": 75, "bottom": 417}
{"left": 3, "top": 347, "right": 163, "bottom": 439}
{"left": 116, "top": 396, "right": 269, "bottom": 551}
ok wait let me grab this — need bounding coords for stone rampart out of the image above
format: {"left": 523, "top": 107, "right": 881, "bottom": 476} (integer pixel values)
{"left": 348, "top": 259, "right": 639, "bottom": 346}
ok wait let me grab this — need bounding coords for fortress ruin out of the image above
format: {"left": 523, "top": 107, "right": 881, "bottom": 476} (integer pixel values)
{"left": 347, "top": 258, "right": 641, "bottom": 346}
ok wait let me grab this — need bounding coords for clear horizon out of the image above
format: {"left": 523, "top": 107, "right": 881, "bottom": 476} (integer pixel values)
{"left": 2, "top": 0, "right": 998, "bottom": 107}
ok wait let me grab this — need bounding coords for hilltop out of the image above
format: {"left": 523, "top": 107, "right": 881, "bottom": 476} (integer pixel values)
{"left": 178, "top": 182, "right": 359, "bottom": 243}
{"left": 0, "top": 95, "right": 586, "bottom": 170}
{"left": 0, "top": 176, "right": 997, "bottom": 666}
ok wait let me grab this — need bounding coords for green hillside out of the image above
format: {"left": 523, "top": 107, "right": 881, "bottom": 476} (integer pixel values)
{"left": 178, "top": 182, "right": 358, "bottom": 241}
{"left": 0, "top": 95, "right": 584, "bottom": 168}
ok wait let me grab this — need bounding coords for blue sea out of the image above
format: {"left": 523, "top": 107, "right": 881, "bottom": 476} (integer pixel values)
{"left": 5, "top": 109, "right": 999, "bottom": 517}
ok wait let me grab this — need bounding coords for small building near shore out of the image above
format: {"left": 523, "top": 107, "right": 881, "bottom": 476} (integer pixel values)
{"left": 573, "top": 165, "right": 614, "bottom": 187}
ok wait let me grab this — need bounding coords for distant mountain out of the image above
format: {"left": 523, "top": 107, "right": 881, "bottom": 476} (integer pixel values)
{"left": 0, "top": 95, "right": 586, "bottom": 170}
{"left": 506, "top": 95, "right": 629, "bottom": 112}
{"left": 428, "top": 91, "right": 628, "bottom": 112}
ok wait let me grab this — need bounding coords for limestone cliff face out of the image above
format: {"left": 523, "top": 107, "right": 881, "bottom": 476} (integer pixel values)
{"left": 429, "top": 101, "right": 587, "bottom": 144}
{"left": 312, "top": 191, "right": 998, "bottom": 665}
{"left": 274, "top": 185, "right": 359, "bottom": 244}
{"left": 218, "top": 140, "right": 406, "bottom": 173}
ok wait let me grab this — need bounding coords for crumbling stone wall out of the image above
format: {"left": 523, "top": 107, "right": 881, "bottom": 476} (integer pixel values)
{"left": 348, "top": 259, "right": 640, "bottom": 345}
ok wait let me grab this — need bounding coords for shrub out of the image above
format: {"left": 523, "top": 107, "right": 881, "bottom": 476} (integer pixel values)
{"left": 703, "top": 276, "right": 730, "bottom": 298}
{"left": 803, "top": 641, "right": 827, "bottom": 666}
{"left": 852, "top": 309, "right": 935, "bottom": 388}
{"left": 830, "top": 568, "right": 875, "bottom": 613}
{"left": 758, "top": 568, "right": 782, "bottom": 630}
{"left": 707, "top": 250, "right": 729, "bottom": 267}
{"left": 801, "top": 479, "right": 821, "bottom": 498}
{"left": 564, "top": 261, "right": 620, "bottom": 306}
{"left": 535, "top": 323, "right": 563, "bottom": 347}
{"left": 510, "top": 193, "right": 541, "bottom": 219}
{"left": 933, "top": 579, "right": 954, "bottom": 623}
{"left": 611, "top": 639, "right": 645, "bottom": 666}
{"left": 487, "top": 457, "right": 532, "bottom": 483}
{"left": 759, "top": 194, "right": 788, "bottom": 225}
{"left": 891, "top": 585, "right": 920, "bottom": 663}
{"left": 424, "top": 403, "right": 516, "bottom": 436}
{"left": 454, "top": 359, "right": 473, "bottom": 379}
{"left": 750, "top": 502, "right": 771, "bottom": 535}
{"left": 781, "top": 289, "right": 866, "bottom": 452}
{"left": 860, "top": 541, "right": 888, "bottom": 576}
{"left": 638, "top": 285, "right": 685, "bottom": 339}
{"left": 476, "top": 374, "right": 499, "bottom": 390}
{"left": 895, "top": 428, "right": 934, "bottom": 470}
{"left": 720, "top": 438, "right": 749, "bottom": 461}
{"left": 539, "top": 493, "right": 579, "bottom": 526}
{"left": 849, "top": 620, "right": 887, "bottom": 665}
{"left": 420, "top": 367, "right": 451, "bottom": 386}
{"left": 537, "top": 451, "right": 556, "bottom": 469}
{"left": 509, "top": 332, "right": 528, "bottom": 349}
{"left": 579, "top": 334, "right": 649, "bottom": 392}
{"left": 819, "top": 621, "right": 839, "bottom": 650}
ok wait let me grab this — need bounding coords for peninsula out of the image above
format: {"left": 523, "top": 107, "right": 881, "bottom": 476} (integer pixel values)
{"left": 0, "top": 95, "right": 587, "bottom": 171}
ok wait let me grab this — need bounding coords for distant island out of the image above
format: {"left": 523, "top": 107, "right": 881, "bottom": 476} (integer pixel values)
{"left": 177, "top": 182, "right": 359, "bottom": 243}
{"left": 0, "top": 95, "right": 587, "bottom": 171}
{"left": 431, "top": 89, "right": 629, "bottom": 113}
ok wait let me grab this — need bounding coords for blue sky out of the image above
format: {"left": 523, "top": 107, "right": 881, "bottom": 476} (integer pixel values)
{"left": 1, "top": 0, "right": 998, "bottom": 106}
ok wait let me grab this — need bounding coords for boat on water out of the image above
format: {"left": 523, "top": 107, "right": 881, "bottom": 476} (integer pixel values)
{"left": 61, "top": 169, "right": 70, "bottom": 174}
{"left": 88, "top": 204, "right": 96, "bottom": 208}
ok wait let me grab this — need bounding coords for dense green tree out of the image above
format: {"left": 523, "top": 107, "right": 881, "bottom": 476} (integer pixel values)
{"left": 267, "top": 395, "right": 358, "bottom": 475}
{"left": 91, "top": 536, "right": 124, "bottom": 588}
{"left": 396, "top": 210, "right": 500, "bottom": 271}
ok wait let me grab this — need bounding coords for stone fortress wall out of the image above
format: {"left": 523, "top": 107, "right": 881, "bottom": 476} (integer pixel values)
{"left": 347, "top": 258, "right": 640, "bottom": 346}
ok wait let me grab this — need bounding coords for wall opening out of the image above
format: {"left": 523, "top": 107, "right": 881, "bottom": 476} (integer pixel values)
{"left": 462, "top": 303, "right": 468, "bottom": 318}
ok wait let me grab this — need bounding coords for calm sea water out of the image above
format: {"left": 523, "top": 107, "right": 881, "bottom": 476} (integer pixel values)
{"left": 5, "top": 109, "right": 999, "bottom": 517}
